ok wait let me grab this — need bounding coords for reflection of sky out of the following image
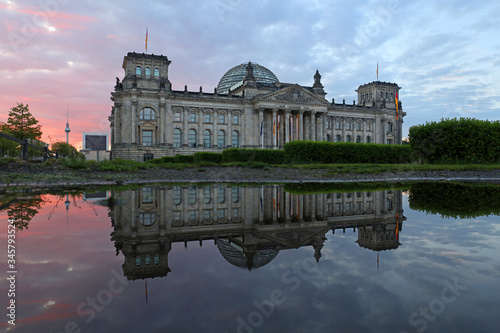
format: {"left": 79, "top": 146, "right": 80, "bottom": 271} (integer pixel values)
{"left": 1, "top": 191, "right": 499, "bottom": 333}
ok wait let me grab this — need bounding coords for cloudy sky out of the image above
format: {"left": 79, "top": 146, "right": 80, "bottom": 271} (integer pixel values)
{"left": 1, "top": 0, "right": 499, "bottom": 148}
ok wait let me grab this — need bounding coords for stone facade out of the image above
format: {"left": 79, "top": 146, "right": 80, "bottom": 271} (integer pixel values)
{"left": 110, "top": 185, "right": 404, "bottom": 280}
{"left": 110, "top": 52, "right": 405, "bottom": 161}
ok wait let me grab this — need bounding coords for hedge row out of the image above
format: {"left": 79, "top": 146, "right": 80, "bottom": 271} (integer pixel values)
{"left": 222, "top": 148, "right": 285, "bottom": 164}
{"left": 283, "top": 141, "right": 413, "bottom": 164}
{"left": 409, "top": 118, "right": 500, "bottom": 163}
{"left": 193, "top": 152, "right": 223, "bottom": 164}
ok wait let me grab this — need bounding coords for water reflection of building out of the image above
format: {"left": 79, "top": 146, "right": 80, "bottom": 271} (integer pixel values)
{"left": 110, "top": 186, "right": 405, "bottom": 280}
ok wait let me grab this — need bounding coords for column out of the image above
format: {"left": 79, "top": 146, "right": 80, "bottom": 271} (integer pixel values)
{"left": 342, "top": 118, "right": 346, "bottom": 142}
{"left": 213, "top": 109, "right": 219, "bottom": 149}
{"left": 228, "top": 110, "right": 233, "bottom": 147}
{"left": 362, "top": 119, "right": 366, "bottom": 143}
{"left": 272, "top": 108, "right": 277, "bottom": 148}
{"left": 159, "top": 98, "right": 166, "bottom": 144}
{"left": 131, "top": 100, "right": 137, "bottom": 144}
{"left": 321, "top": 113, "right": 326, "bottom": 141}
{"left": 258, "top": 108, "right": 263, "bottom": 148}
{"left": 311, "top": 111, "right": 316, "bottom": 141}
{"left": 299, "top": 110, "right": 304, "bottom": 141}
{"left": 183, "top": 106, "right": 188, "bottom": 147}
{"left": 285, "top": 109, "right": 290, "bottom": 143}
{"left": 197, "top": 107, "right": 202, "bottom": 148}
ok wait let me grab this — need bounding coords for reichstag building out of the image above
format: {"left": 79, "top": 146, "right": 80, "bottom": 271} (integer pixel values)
{"left": 110, "top": 52, "right": 405, "bottom": 161}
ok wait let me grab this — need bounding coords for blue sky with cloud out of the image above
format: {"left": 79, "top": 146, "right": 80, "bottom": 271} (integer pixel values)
{"left": 1, "top": 0, "right": 499, "bottom": 146}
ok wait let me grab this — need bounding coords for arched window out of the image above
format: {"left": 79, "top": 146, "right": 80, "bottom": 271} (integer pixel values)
{"left": 204, "top": 130, "right": 211, "bottom": 148}
{"left": 145, "top": 67, "right": 151, "bottom": 76}
{"left": 136, "top": 66, "right": 141, "bottom": 75}
{"left": 173, "top": 186, "right": 182, "bottom": 205}
{"left": 346, "top": 135, "right": 351, "bottom": 142}
{"left": 140, "top": 107, "right": 156, "bottom": 120}
{"left": 203, "top": 186, "right": 211, "bottom": 204}
{"left": 356, "top": 135, "right": 361, "bottom": 143}
{"left": 188, "top": 129, "right": 197, "bottom": 148}
{"left": 366, "top": 136, "right": 371, "bottom": 143}
{"left": 231, "top": 187, "right": 239, "bottom": 203}
{"left": 335, "top": 135, "right": 341, "bottom": 142}
{"left": 218, "top": 130, "right": 225, "bottom": 148}
{"left": 217, "top": 186, "right": 225, "bottom": 203}
{"left": 231, "top": 131, "right": 239, "bottom": 148}
{"left": 188, "top": 186, "right": 197, "bottom": 204}
{"left": 173, "top": 129, "right": 182, "bottom": 147}
{"left": 154, "top": 68, "right": 160, "bottom": 77}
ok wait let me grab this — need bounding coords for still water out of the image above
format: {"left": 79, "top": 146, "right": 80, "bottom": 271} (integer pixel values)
{"left": 1, "top": 183, "right": 499, "bottom": 333}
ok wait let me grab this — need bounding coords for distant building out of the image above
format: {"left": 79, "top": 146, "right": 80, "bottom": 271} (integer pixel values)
{"left": 110, "top": 52, "right": 405, "bottom": 161}
{"left": 80, "top": 132, "right": 110, "bottom": 161}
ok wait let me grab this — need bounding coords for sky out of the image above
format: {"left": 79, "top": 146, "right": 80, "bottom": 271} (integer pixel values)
{"left": 1, "top": 0, "right": 500, "bottom": 149}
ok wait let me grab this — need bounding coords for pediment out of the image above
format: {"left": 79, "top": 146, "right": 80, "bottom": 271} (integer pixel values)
{"left": 257, "top": 84, "right": 330, "bottom": 106}
{"left": 258, "top": 226, "right": 330, "bottom": 249}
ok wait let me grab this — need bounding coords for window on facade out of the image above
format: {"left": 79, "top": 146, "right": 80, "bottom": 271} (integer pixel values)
{"left": 231, "top": 187, "right": 239, "bottom": 203}
{"left": 136, "top": 257, "right": 141, "bottom": 266}
{"left": 140, "top": 213, "right": 155, "bottom": 226}
{"left": 387, "top": 139, "right": 393, "bottom": 145}
{"left": 366, "top": 136, "right": 371, "bottom": 143}
{"left": 367, "top": 122, "right": 372, "bottom": 131}
{"left": 335, "top": 135, "right": 341, "bottom": 142}
{"left": 154, "top": 68, "right": 159, "bottom": 77}
{"left": 346, "top": 202, "right": 353, "bottom": 211}
{"left": 136, "top": 66, "right": 141, "bottom": 75}
{"left": 174, "top": 112, "right": 181, "bottom": 122}
{"left": 204, "top": 130, "right": 211, "bottom": 148}
{"left": 145, "top": 67, "right": 151, "bottom": 76}
{"left": 173, "top": 186, "right": 182, "bottom": 205}
{"left": 335, "top": 121, "right": 341, "bottom": 130}
{"left": 356, "top": 135, "right": 361, "bottom": 143}
{"left": 143, "top": 153, "right": 154, "bottom": 161}
{"left": 335, "top": 203, "right": 342, "bottom": 212}
{"left": 204, "top": 210, "right": 212, "bottom": 219}
{"left": 142, "top": 187, "right": 153, "bottom": 203}
{"left": 173, "top": 129, "right": 182, "bottom": 147}
{"left": 218, "top": 209, "right": 226, "bottom": 219}
{"left": 203, "top": 186, "right": 211, "bottom": 204}
{"left": 142, "top": 130, "right": 153, "bottom": 146}
{"left": 204, "top": 114, "right": 211, "bottom": 123}
{"left": 173, "top": 211, "right": 181, "bottom": 221}
{"left": 190, "top": 113, "right": 197, "bottom": 123}
{"left": 356, "top": 122, "right": 362, "bottom": 131}
{"left": 346, "top": 122, "right": 352, "bottom": 130}
{"left": 145, "top": 256, "right": 151, "bottom": 266}
{"left": 188, "top": 187, "right": 197, "bottom": 204}
{"left": 326, "top": 134, "right": 331, "bottom": 142}
{"left": 346, "top": 135, "right": 351, "bottom": 142}
{"left": 233, "top": 208, "right": 239, "bottom": 218}
{"left": 327, "top": 119, "right": 332, "bottom": 129}
{"left": 233, "top": 114, "right": 239, "bottom": 125}
{"left": 154, "top": 256, "right": 159, "bottom": 265}
{"left": 387, "top": 122, "right": 394, "bottom": 132}
{"left": 219, "top": 114, "right": 225, "bottom": 124}
{"left": 218, "top": 130, "right": 225, "bottom": 148}
{"left": 189, "top": 211, "right": 197, "bottom": 220}
{"left": 231, "top": 131, "right": 239, "bottom": 147}
{"left": 188, "top": 129, "right": 197, "bottom": 148}
{"left": 140, "top": 107, "right": 156, "bottom": 120}
{"left": 217, "top": 186, "right": 225, "bottom": 203}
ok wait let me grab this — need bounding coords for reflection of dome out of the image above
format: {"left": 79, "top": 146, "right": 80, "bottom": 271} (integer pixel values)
{"left": 216, "top": 62, "right": 279, "bottom": 94}
{"left": 217, "top": 238, "right": 279, "bottom": 270}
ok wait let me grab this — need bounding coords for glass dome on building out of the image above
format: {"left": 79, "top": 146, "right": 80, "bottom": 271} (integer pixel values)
{"left": 217, "top": 238, "right": 279, "bottom": 270}
{"left": 216, "top": 62, "right": 279, "bottom": 94}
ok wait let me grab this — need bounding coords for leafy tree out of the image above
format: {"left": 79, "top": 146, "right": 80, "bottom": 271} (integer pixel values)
{"left": 7, "top": 103, "right": 42, "bottom": 142}
{"left": 7, "top": 196, "right": 45, "bottom": 230}
{"left": 51, "top": 141, "right": 78, "bottom": 157}
{"left": 0, "top": 122, "right": 18, "bottom": 156}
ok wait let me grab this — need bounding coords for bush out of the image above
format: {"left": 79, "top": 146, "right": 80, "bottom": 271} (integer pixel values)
{"left": 222, "top": 148, "right": 285, "bottom": 164}
{"left": 61, "top": 156, "right": 88, "bottom": 169}
{"left": 174, "top": 155, "right": 195, "bottom": 164}
{"left": 193, "top": 152, "right": 223, "bottom": 164}
{"left": 147, "top": 156, "right": 177, "bottom": 164}
{"left": 409, "top": 118, "right": 500, "bottom": 164}
{"left": 283, "top": 141, "right": 412, "bottom": 164}
{"left": 98, "top": 159, "right": 147, "bottom": 172}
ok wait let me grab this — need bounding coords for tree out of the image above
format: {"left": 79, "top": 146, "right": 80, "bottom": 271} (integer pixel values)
{"left": 51, "top": 141, "right": 78, "bottom": 157}
{"left": 0, "top": 122, "right": 18, "bottom": 156}
{"left": 7, "top": 103, "right": 42, "bottom": 142}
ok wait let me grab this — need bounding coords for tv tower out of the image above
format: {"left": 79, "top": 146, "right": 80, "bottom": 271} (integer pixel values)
{"left": 65, "top": 105, "right": 71, "bottom": 144}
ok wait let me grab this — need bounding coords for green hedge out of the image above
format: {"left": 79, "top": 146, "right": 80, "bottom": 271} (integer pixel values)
{"left": 193, "top": 152, "right": 223, "bottom": 164}
{"left": 283, "top": 141, "right": 413, "bottom": 164}
{"left": 222, "top": 148, "right": 285, "bottom": 164}
{"left": 174, "top": 155, "right": 195, "bottom": 164}
{"left": 409, "top": 118, "right": 500, "bottom": 163}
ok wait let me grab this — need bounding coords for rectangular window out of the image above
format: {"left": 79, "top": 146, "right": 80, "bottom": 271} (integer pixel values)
{"left": 142, "top": 130, "right": 153, "bottom": 146}
{"left": 356, "top": 122, "right": 362, "bottom": 131}
{"left": 142, "top": 187, "right": 153, "bottom": 203}
{"left": 205, "top": 114, "right": 211, "bottom": 123}
{"left": 218, "top": 209, "right": 226, "bottom": 219}
{"left": 174, "top": 112, "right": 181, "bottom": 122}
{"left": 219, "top": 114, "right": 225, "bottom": 124}
{"left": 173, "top": 211, "right": 181, "bottom": 221}
{"left": 232, "top": 208, "right": 239, "bottom": 218}
{"left": 326, "top": 120, "right": 331, "bottom": 129}
{"left": 335, "top": 121, "right": 341, "bottom": 130}
{"left": 367, "top": 122, "right": 372, "bottom": 131}
{"left": 204, "top": 210, "right": 212, "bottom": 219}
{"left": 233, "top": 114, "right": 239, "bottom": 125}
{"left": 346, "top": 122, "right": 352, "bottom": 130}
{"left": 190, "top": 113, "right": 197, "bottom": 123}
